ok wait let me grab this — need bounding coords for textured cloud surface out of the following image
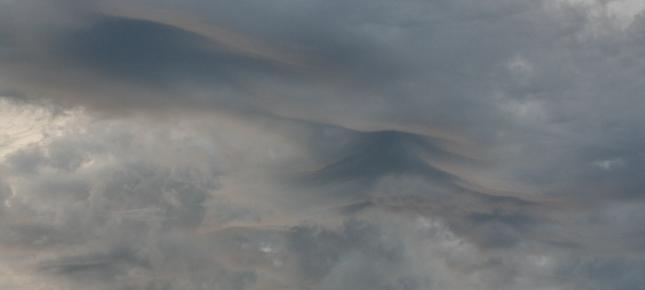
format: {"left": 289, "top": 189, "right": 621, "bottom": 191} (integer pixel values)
{"left": 2, "top": 0, "right": 645, "bottom": 289}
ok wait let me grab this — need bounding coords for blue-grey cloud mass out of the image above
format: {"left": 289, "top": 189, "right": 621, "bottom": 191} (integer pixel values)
{"left": 1, "top": 0, "right": 645, "bottom": 289}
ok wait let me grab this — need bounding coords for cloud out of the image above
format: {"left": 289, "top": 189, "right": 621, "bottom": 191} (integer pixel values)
{"left": 1, "top": 0, "right": 645, "bottom": 289}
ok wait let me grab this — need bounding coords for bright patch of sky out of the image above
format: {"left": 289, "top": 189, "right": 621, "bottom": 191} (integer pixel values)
{"left": 0, "top": 99, "right": 82, "bottom": 159}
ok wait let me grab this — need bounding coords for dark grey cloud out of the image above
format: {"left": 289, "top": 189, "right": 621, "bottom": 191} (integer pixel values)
{"left": 305, "top": 131, "right": 459, "bottom": 184}
{"left": 2, "top": 0, "right": 645, "bottom": 289}
{"left": 57, "top": 15, "right": 291, "bottom": 87}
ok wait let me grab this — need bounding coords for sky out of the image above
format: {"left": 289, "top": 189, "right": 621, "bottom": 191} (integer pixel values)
{"left": 1, "top": 0, "right": 645, "bottom": 289}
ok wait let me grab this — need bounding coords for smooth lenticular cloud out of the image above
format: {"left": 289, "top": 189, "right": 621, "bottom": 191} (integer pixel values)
{"left": 1, "top": 0, "right": 645, "bottom": 289}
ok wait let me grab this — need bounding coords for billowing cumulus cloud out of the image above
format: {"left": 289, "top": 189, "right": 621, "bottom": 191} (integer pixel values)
{"left": 1, "top": 0, "right": 645, "bottom": 289}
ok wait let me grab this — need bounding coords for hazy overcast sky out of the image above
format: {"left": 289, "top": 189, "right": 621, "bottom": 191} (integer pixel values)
{"left": 2, "top": 0, "right": 645, "bottom": 289}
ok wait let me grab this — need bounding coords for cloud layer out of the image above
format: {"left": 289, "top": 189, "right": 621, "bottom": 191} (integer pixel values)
{"left": 2, "top": 0, "right": 645, "bottom": 289}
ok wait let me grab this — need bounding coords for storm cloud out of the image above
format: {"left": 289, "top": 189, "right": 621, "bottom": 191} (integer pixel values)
{"left": 2, "top": 0, "right": 645, "bottom": 289}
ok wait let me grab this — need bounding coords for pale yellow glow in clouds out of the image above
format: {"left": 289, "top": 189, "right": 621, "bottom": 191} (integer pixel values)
{"left": 0, "top": 99, "right": 81, "bottom": 159}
